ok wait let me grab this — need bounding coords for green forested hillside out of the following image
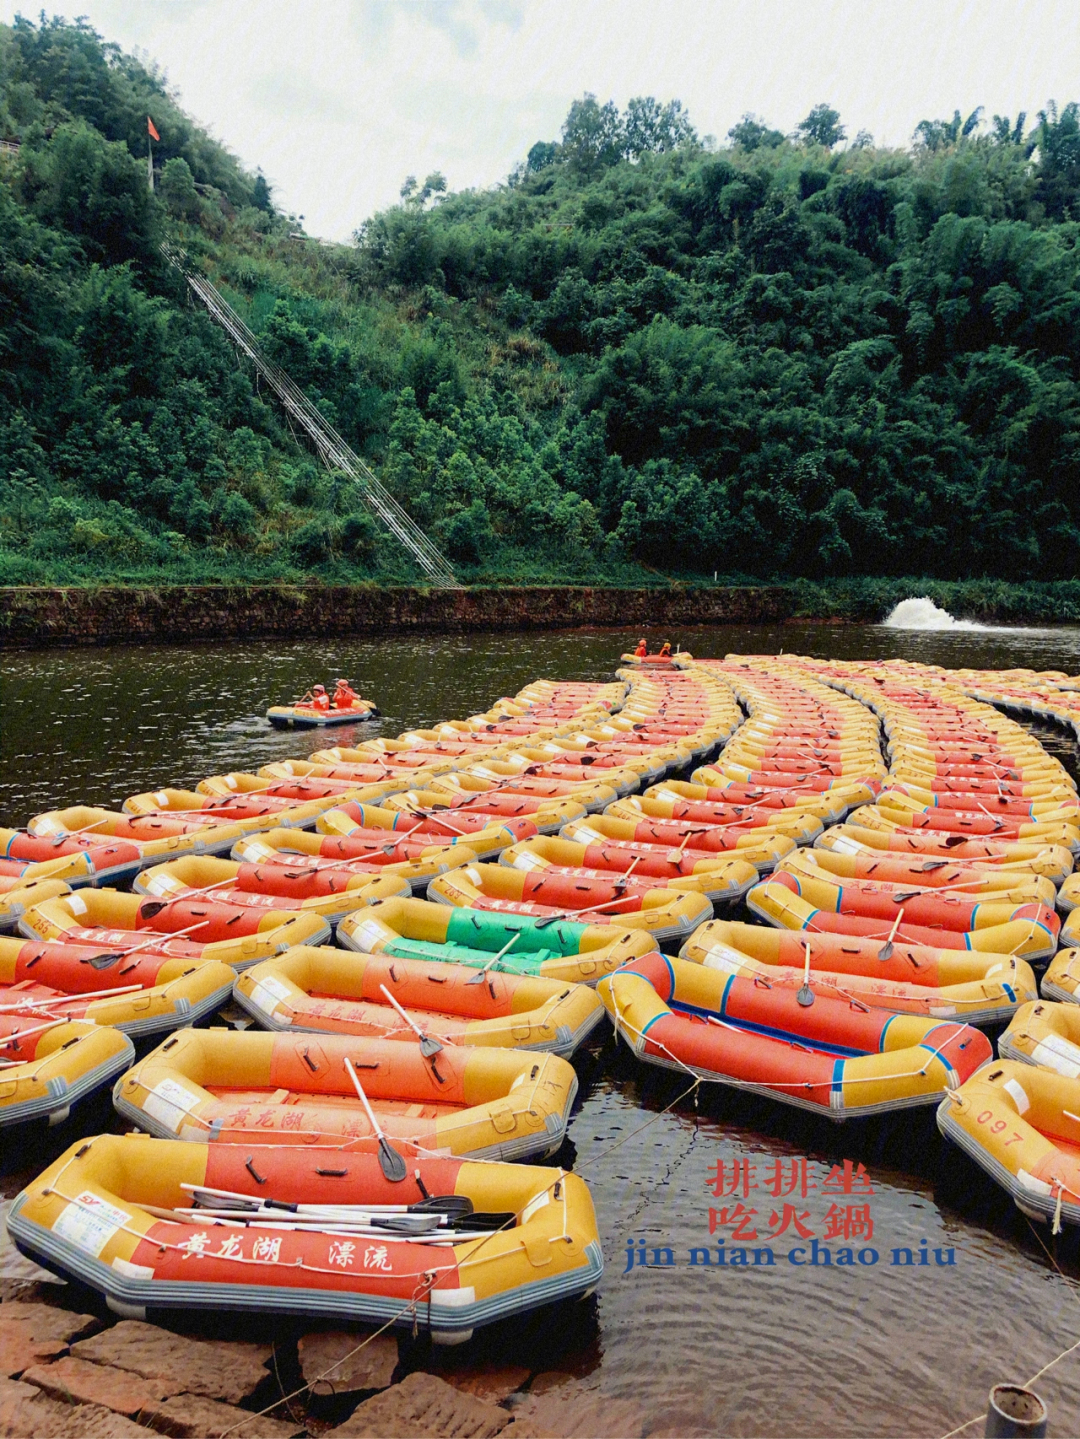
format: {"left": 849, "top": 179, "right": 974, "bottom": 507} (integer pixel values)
{"left": 3, "top": 15, "right": 1080, "bottom": 589}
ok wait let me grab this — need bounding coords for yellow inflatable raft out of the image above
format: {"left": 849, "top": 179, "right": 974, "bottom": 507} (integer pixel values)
{"left": 336, "top": 896, "right": 653, "bottom": 985}
{"left": 604, "top": 797, "right": 823, "bottom": 846}
{"left": 814, "top": 823, "right": 1074, "bottom": 885}
{"left": 559, "top": 813, "right": 796, "bottom": 874}
{"left": 498, "top": 834, "right": 758, "bottom": 906}
{"left": 21, "top": 889, "right": 329, "bottom": 972}
{"left": 114, "top": 1029, "right": 578, "bottom": 1163}
{"left": 938, "top": 1061, "right": 1080, "bottom": 1227}
{"left": 427, "top": 770, "right": 618, "bottom": 815}
{"left": 132, "top": 855, "right": 410, "bottom": 927}
{"left": 427, "top": 862, "right": 711, "bottom": 946}
{"left": 999, "top": 1000, "right": 1080, "bottom": 1075}
{"left": 234, "top": 947, "right": 604, "bottom": 1056}
{"left": 1040, "top": 949, "right": 1080, "bottom": 1005}
{"left": 317, "top": 800, "right": 542, "bottom": 858}
{"left": 745, "top": 879, "right": 1058, "bottom": 962}
{"left": 0, "top": 934, "right": 234, "bottom": 1039}
{"left": 0, "top": 1019, "right": 133, "bottom": 1128}
{"left": 0, "top": 878, "right": 74, "bottom": 933}
{"left": 7, "top": 1134, "right": 602, "bottom": 1339}
{"left": 230, "top": 827, "right": 475, "bottom": 893}
{"left": 681, "top": 919, "right": 1037, "bottom": 1026}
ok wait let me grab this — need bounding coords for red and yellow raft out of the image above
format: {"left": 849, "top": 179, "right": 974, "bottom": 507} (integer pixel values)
{"left": 0, "top": 1018, "right": 133, "bottom": 1128}
{"left": 132, "top": 855, "right": 410, "bottom": 927}
{"left": 19, "top": 889, "right": 330, "bottom": 972}
{"left": 0, "top": 934, "right": 234, "bottom": 1038}
{"left": 427, "top": 863, "right": 711, "bottom": 946}
{"left": 7, "top": 1135, "right": 602, "bottom": 1339}
{"left": 599, "top": 950, "right": 991, "bottom": 1118}
{"left": 682, "top": 919, "right": 1036, "bottom": 1025}
{"left": 235, "top": 947, "right": 603, "bottom": 1056}
{"left": 115, "top": 1029, "right": 579, "bottom": 1162}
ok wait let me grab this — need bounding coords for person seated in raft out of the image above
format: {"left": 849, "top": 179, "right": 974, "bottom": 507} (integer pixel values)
{"left": 658, "top": 640, "right": 672, "bottom": 658}
{"left": 333, "top": 678, "right": 360, "bottom": 710}
{"left": 310, "top": 684, "right": 331, "bottom": 713}
{"left": 634, "top": 638, "right": 648, "bottom": 658}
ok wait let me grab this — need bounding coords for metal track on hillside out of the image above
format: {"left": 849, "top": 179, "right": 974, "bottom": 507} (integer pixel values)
{"left": 162, "top": 243, "right": 460, "bottom": 588}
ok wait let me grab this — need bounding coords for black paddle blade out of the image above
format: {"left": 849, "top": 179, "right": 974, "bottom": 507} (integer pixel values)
{"left": 377, "top": 1136, "right": 408, "bottom": 1183}
{"left": 138, "top": 899, "right": 169, "bottom": 919}
{"left": 419, "top": 1034, "right": 443, "bottom": 1057}
{"left": 877, "top": 941, "right": 894, "bottom": 961}
{"left": 458, "top": 1210, "right": 516, "bottom": 1231}
{"left": 796, "top": 984, "right": 815, "bottom": 1007}
{"left": 410, "top": 1194, "right": 474, "bottom": 1218}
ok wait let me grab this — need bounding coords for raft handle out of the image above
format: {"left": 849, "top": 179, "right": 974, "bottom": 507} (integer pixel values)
{"left": 245, "top": 1156, "right": 268, "bottom": 1185}
{"left": 315, "top": 1167, "right": 349, "bottom": 1177}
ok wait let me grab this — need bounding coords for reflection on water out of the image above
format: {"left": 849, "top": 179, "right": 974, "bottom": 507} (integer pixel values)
{"left": 4, "top": 622, "right": 1080, "bottom": 1437}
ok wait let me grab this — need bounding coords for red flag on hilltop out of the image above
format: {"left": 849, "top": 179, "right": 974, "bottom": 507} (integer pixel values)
{"left": 147, "top": 117, "right": 160, "bottom": 142}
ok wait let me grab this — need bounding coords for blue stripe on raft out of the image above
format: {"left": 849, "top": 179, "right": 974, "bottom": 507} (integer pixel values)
{"left": 641, "top": 1011, "right": 668, "bottom": 1036}
{"left": 667, "top": 999, "right": 868, "bottom": 1058}
{"left": 1003, "top": 982, "right": 1016, "bottom": 1002}
{"left": 660, "top": 951, "right": 678, "bottom": 998}
{"left": 831, "top": 1059, "right": 845, "bottom": 1095}
{"left": 717, "top": 972, "right": 735, "bottom": 1020}
{"left": 802, "top": 907, "right": 821, "bottom": 932}
{"left": 879, "top": 1013, "right": 897, "bottom": 1051}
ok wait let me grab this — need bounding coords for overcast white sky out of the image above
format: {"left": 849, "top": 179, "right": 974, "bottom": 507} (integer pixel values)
{"left": 6, "top": 1, "right": 1079, "bottom": 240}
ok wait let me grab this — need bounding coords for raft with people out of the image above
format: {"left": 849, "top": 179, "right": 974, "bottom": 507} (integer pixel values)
{"left": 267, "top": 679, "right": 379, "bottom": 729}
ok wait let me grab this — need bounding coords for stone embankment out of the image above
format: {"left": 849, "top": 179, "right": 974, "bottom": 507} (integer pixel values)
{"left": 0, "top": 1276, "right": 638, "bottom": 1437}
{"left": 0, "top": 584, "right": 792, "bottom": 648}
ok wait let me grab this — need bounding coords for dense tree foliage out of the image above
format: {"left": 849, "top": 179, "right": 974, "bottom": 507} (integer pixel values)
{"left": 4, "top": 14, "right": 1080, "bottom": 590}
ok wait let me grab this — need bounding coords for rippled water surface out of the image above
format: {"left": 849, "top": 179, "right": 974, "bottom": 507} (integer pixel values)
{"left": 4, "top": 621, "right": 1080, "bottom": 1438}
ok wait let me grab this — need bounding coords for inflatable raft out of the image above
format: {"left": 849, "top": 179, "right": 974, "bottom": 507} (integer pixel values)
{"left": 0, "top": 830, "right": 150, "bottom": 888}
{"left": 793, "top": 845, "right": 1057, "bottom": 906}
{"left": 764, "top": 865, "right": 1060, "bottom": 939}
{"left": 938, "top": 1061, "right": 1080, "bottom": 1227}
{"left": 746, "top": 880, "right": 1058, "bottom": 962}
{"left": 267, "top": 696, "right": 379, "bottom": 729}
{"left": 998, "top": 1000, "right": 1080, "bottom": 1075}
{"left": 498, "top": 835, "right": 758, "bottom": 906}
{"left": 0, "top": 877, "right": 74, "bottom": 933}
{"left": 20, "top": 890, "right": 329, "bottom": 972}
{"left": 1040, "top": 950, "right": 1080, "bottom": 1005}
{"left": 337, "top": 896, "right": 654, "bottom": 985}
{"left": 7, "top": 1135, "right": 602, "bottom": 1339}
{"left": 115, "top": 1029, "right": 578, "bottom": 1162}
{"left": 429, "top": 770, "right": 619, "bottom": 816}
{"left": 600, "top": 950, "right": 991, "bottom": 1118}
{"left": 27, "top": 806, "right": 254, "bottom": 865}
{"left": 427, "top": 863, "right": 712, "bottom": 946}
{"left": 133, "top": 855, "right": 411, "bottom": 927}
{"left": 0, "top": 1019, "right": 133, "bottom": 1128}
{"left": 682, "top": 919, "right": 1037, "bottom": 1026}
{"left": 560, "top": 814, "right": 798, "bottom": 871}
{"left": 0, "top": 935, "right": 234, "bottom": 1038}
{"left": 230, "top": 827, "right": 476, "bottom": 893}
{"left": 234, "top": 947, "right": 603, "bottom": 1056}
{"left": 815, "top": 823, "right": 1073, "bottom": 885}
{"left": 318, "top": 800, "right": 540, "bottom": 857}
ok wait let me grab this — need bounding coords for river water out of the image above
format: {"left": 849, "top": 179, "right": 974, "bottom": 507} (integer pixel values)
{"left": 4, "top": 621, "right": 1080, "bottom": 1438}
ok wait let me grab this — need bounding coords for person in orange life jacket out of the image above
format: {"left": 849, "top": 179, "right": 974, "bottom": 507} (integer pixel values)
{"left": 310, "top": 684, "right": 330, "bottom": 712}
{"left": 634, "top": 638, "right": 648, "bottom": 658}
{"left": 658, "top": 641, "right": 672, "bottom": 658}
{"left": 333, "top": 679, "right": 359, "bottom": 710}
